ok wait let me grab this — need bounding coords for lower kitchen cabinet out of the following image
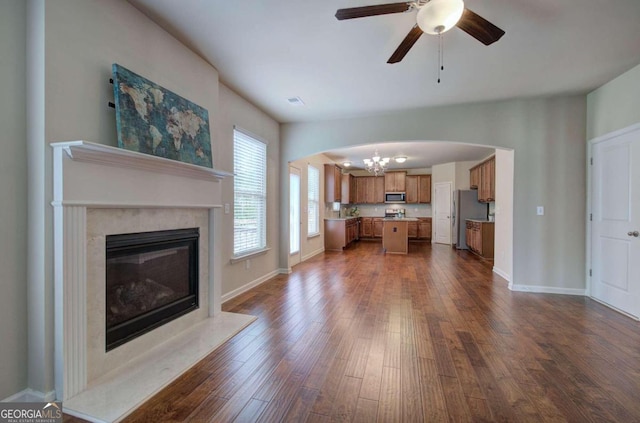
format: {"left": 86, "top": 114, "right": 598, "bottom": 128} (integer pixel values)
{"left": 465, "top": 220, "right": 494, "bottom": 258}
{"left": 373, "top": 218, "right": 383, "bottom": 238}
{"left": 408, "top": 218, "right": 432, "bottom": 240}
{"left": 325, "top": 218, "right": 360, "bottom": 251}
{"left": 360, "top": 217, "right": 372, "bottom": 238}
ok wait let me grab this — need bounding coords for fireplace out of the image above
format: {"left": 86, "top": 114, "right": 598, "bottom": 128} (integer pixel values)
{"left": 105, "top": 228, "right": 199, "bottom": 351}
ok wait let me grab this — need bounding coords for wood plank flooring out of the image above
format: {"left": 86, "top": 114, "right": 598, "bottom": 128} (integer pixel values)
{"left": 67, "top": 241, "right": 640, "bottom": 422}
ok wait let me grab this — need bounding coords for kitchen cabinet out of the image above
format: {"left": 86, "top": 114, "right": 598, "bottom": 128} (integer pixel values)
{"left": 407, "top": 220, "right": 418, "bottom": 238}
{"left": 373, "top": 176, "right": 385, "bottom": 203}
{"left": 406, "top": 176, "right": 418, "bottom": 203}
{"left": 356, "top": 177, "right": 370, "bottom": 204}
{"left": 354, "top": 176, "right": 384, "bottom": 204}
{"left": 360, "top": 217, "right": 373, "bottom": 238}
{"left": 417, "top": 218, "right": 432, "bottom": 240}
{"left": 324, "top": 164, "right": 342, "bottom": 203}
{"left": 469, "top": 156, "right": 495, "bottom": 203}
{"left": 373, "top": 218, "right": 384, "bottom": 238}
{"left": 408, "top": 218, "right": 432, "bottom": 240}
{"left": 404, "top": 174, "right": 432, "bottom": 204}
{"left": 384, "top": 171, "right": 406, "bottom": 192}
{"left": 418, "top": 175, "right": 431, "bottom": 203}
{"left": 465, "top": 220, "right": 494, "bottom": 258}
{"left": 470, "top": 166, "right": 481, "bottom": 190}
{"left": 324, "top": 218, "right": 359, "bottom": 251}
{"left": 341, "top": 174, "right": 356, "bottom": 204}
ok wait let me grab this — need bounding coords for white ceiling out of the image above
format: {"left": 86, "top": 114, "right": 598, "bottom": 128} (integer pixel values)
{"left": 129, "top": 0, "right": 640, "bottom": 167}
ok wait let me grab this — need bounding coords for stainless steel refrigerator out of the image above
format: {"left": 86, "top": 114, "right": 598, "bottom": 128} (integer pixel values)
{"left": 452, "top": 190, "right": 488, "bottom": 249}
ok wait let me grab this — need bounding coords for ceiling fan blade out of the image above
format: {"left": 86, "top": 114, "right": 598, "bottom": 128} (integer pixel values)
{"left": 456, "top": 8, "right": 505, "bottom": 46}
{"left": 387, "top": 25, "right": 423, "bottom": 64}
{"left": 335, "top": 2, "right": 412, "bottom": 20}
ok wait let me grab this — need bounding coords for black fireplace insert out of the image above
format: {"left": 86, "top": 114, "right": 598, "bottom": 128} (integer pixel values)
{"left": 105, "top": 228, "right": 199, "bottom": 351}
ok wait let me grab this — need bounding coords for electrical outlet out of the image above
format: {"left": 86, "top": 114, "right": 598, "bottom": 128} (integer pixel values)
{"left": 224, "top": 203, "right": 230, "bottom": 214}
{"left": 536, "top": 206, "right": 544, "bottom": 216}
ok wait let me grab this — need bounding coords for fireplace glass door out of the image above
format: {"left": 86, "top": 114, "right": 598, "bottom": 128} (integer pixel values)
{"left": 105, "top": 228, "right": 199, "bottom": 351}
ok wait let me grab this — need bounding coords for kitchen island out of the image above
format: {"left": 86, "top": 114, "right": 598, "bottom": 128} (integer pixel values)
{"left": 382, "top": 217, "right": 417, "bottom": 254}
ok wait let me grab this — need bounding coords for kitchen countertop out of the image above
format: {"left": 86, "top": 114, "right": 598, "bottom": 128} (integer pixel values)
{"left": 324, "top": 216, "right": 360, "bottom": 221}
{"left": 382, "top": 217, "right": 418, "bottom": 222}
{"left": 466, "top": 219, "right": 494, "bottom": 223}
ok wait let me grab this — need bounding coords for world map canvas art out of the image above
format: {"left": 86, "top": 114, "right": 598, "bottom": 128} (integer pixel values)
{"left": 112, "top": 64, "right": 213, "bottom": 168}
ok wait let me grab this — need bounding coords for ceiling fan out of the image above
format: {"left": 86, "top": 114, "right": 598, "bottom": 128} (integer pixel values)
{"left": 335, "top": 0, "right": 505, "bottom": 64}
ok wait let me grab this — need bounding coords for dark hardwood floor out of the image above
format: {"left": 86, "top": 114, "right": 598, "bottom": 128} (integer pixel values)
{"left": 68, "top": 241, "right": 640, "bottom": 422}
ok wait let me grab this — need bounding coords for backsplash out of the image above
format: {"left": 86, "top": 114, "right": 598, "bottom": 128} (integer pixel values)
{"left": 325, "top": 203, "right": 432, "bottom": 218}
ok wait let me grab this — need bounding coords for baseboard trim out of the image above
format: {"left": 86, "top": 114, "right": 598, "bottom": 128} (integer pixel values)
{"left": 509, "top": 284, "right": 586, "bottom": 296}
{"left": 302, "top": 247, "right": 324, "bottom": 262}
{"left": 221, "top": 269, "right": 280, "bottom": 303}
{"left": 279, "top": 267, "right": 292, "bottom": 275}
{"left": 492, "top": 266, "right": 511, "bottom": 283}
{"left": 2, "top": 388, "right": 56, "bottom": 403}
{"left": 589, "top": 296, "right": 639, "bottom": 321}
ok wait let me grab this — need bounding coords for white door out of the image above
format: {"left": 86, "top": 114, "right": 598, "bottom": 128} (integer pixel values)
{"left": 434, "top": 182, "right": 452, "bottom": 245}
{"left": 289, "top": 166, "right": 301, "bottom": 267}
{"left": 591, "top": 127, "right": 640, "bottom": 318}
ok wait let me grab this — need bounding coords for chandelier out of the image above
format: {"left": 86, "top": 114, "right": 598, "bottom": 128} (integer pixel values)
{"left": 363, "top": 150, "right": 390, "bottom": 176}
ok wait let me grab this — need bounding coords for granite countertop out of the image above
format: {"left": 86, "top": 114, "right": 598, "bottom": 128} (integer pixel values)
{"left": 382, "top": 217, "right": 418, "bottom": 222}
{"left": 324, "top": 216, "right": 360, "bottom": 221}
{"left": 466, "top": 218, "right": 493, "bottom": 223}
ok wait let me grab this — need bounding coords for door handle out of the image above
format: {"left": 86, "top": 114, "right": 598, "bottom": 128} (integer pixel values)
{"left": 628, "top": 231, "right": 639, "bottom": 237}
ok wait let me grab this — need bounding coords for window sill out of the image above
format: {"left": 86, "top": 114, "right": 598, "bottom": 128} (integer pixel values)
{"left": 307, "top": 233, "right": 321, "bottom": 239}
{"left": 230, "top": 247, "right": 270, "bottom": 264}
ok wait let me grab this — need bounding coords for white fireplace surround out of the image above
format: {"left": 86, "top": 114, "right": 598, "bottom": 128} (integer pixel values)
{"left": 51, "top": 141, "right": 256, "bottom": 422}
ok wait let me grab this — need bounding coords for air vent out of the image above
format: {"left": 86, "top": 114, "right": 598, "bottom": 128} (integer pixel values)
{"left": 287, "top": 96, "right": 305, "bottom": 106}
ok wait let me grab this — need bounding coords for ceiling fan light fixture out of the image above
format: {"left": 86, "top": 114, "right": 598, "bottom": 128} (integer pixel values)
{"left": 417, "top": 0, "right": 465, "bottom": 35}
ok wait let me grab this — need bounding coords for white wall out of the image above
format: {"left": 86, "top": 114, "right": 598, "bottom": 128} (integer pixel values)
{"left": 0, "top": 0, "right": 28, "bottom": 400}
{"left": 454, "top": 161, "right": 478, "bottom": 190}
{"left": 494, "top": 150, "right": 514, "bottom": 283}
{"left": 281, "top": 96, "right": 587, "bottom": 293}
{"left": 217, "top": 83, "right": 281, "bottom": 297}
{"left": 23, "top": 0, "right": 278, "bottom": 398}
{"left": 587, "top": 61, "right": 640, "bottom": 140}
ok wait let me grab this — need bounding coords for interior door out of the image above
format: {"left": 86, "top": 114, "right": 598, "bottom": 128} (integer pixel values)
{"left": 434, "top": 182, "right": 452, "bottom": 245}
{"left": 289, "top": 166, "right": 301, "bottom": 267}
{"left": 591, "top": 127, "right": 640, "bottom": 318}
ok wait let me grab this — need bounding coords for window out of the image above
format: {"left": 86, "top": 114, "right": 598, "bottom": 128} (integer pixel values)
{"left": 307, "top": 165, "right": 320, "bottom": 236}
{"left": 233, "top": 128, "right": 267, "bottom": 256}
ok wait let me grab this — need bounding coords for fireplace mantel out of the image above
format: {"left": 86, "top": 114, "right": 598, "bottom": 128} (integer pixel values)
{"left": 52, "top": 141, "right": 232, "bottom": 183}
{"left": 51, "top": 141, "right": 254, "bottom": 422}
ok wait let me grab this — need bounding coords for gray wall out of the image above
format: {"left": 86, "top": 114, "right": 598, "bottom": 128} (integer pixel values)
{"left": 281, "top": 96, "right": 587, "bottom": 292}
{"left": 22, "top": 0, "right": 280, "bottom": 397}
{"left": 587, "top": 61, "right": 640, "bottom": 139}
{"left": 0, "top": 0, "right": 28, "bottom": 399}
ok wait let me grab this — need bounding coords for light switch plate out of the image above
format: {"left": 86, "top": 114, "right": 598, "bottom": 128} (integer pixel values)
{"left": 224, "top": 203, "right": 230, "bottom": 214}
{"left": 536, "top": 206, "right": 544, "bottom": 216}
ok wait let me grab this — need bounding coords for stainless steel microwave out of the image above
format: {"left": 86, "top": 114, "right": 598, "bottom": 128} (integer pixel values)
{"left": 385, "top": 192, "right": 406, "bottom": 203}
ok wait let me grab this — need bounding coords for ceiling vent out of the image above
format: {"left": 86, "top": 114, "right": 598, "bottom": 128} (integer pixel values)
{"left": 287, "top": 96, "right": 305, "bottom": 106}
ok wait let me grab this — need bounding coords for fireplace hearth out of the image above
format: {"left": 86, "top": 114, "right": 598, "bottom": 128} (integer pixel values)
{"left": 105, "top": 228, "right": 199, "bottom": 351}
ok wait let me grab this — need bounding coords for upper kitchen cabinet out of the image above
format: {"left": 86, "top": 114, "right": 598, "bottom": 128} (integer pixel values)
{"left": 384, "top": 171, "right": 406, "bottom": 192}
{"left": 373, "top": 177, "right": 385, "bottom": 203}
{"left": 324, "top": 164, "right": 342, "bottom": 203}
{"left": 406, "top": 174, "right": 431, "bottom": 204}
{"left": 341, "top": 173, "right": 356, "bottom": 204}
{"left": 469, "top": 156, "right": 495, "bottom": 203}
